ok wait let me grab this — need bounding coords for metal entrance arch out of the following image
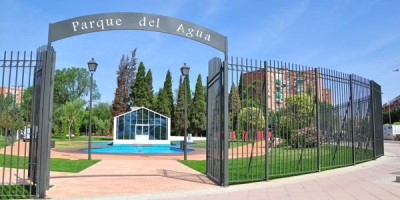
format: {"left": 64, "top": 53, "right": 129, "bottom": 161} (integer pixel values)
{"left": 28, "top": 12, "right": 229, "bottom": 198}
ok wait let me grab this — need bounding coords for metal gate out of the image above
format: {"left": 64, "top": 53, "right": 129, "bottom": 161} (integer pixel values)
{"left": 371, "top": 81, "right": 383, "bottom": 157}
{"left": 206, "top": 57, "right": 228, "bottom": 186}
{"left": 226, "top": 56, "right": 384, "bottom": 184}
{"left": 0, "top": 46, "right": 55, "bottom": 199}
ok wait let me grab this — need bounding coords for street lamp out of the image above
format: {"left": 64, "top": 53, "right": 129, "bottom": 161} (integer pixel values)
{"left": 388, "top": 69, "right": 399, "bottom": 124}
{"left": 388, "top": 97, "right": 392, "bottom": 124}
{"left": 87, "top": 58, "right": 98, "bottom": 160}
{"left": 180, "top": 63, "right": 190, "bottom": 160}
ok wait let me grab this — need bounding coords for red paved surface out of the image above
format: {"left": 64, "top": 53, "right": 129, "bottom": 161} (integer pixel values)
{"left": 3, "top": 140, "right": 399, "bottom": 199}
{"left": 47, "top": 141, "right": 400, "bottom": 199}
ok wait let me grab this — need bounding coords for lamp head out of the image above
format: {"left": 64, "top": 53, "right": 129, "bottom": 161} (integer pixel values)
{"left": 180, "top": 63, "right": 190, "bottom": 76}
{"left": 87, "top": 58, "right": 98, "bottom": 72}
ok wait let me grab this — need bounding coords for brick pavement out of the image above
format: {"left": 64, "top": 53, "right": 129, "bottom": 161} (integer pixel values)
{"left": 47, "top": 141, "right": 400, "bottom": 200}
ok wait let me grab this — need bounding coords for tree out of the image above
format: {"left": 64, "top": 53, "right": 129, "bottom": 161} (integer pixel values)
{"left": 125, "top": 49, "right": 138, "bottom": 106}
{"left": 154, "top": 88, "right": 171, "bottom": 117}
{"left": 59, "top": 99, "right": 85, "bottom": 140}
{"left": 237, "top": 107, "right": 265, "bottom": 139}
{"left": 189, "top": 75, "right": 206, "bottom": 136}
{"left": 241, "top": 80, "right": 262, "bottom": 109}
{"left": 93, "top": 102, "right": 112, "bottom": 134}
{"left": 21, "top": 86, "right": 33, "bottom": 123}
{"left": 238, "top": 107, "right": 266, "bottom": 131}
{"left": 284, "top": 93, "right": 315, "bottom": 128}
{"left": 276, "top": 93, "right": 315, "bottom": 141}
{"left": 163, "top": 70, "right": 174, "bottom": 118}
{"left": 112, "top": 51, "right": 137, "bottom": 117}
{"left": 229, "top": 83, "right": 241, "bottom": 130}
{"left": 130, "top": 61, "right": 148, "bottom": 107}
{"left": 145, "top": 69, "right": 154, "bottom": 109}
{"left": 384, "top": 107, "right": 400, "bottom": 124}
{"left": 238, "top": 73, "right": 243, "bottom": 97}
{"left": 53, "top": 67, "right": 100, "bottom": 106}
{"left": 112, "top": 55, "right": 129, "bottom": 116}
{"left": 112, "top": 67, "right": 128, "bottom": 117}
{"left": 185, "top": 75, "right": 192, "bottom": 111}
{"left": 173, "top": 76, "right": 185, "bottom": 135}
{"left": 0, "top": 95, "right": 24, "bottom": 133}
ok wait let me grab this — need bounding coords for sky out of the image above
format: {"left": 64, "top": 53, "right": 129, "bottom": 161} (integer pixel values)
{"left": 1, "top": 0, "right": 400, "bottom": 105}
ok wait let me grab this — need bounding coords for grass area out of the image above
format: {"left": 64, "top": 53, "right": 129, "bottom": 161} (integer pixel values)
{"left": 54, "top": 141, "right": 89, "bottom": 150}
{"left": 0, "top": 136, "right": 11, "bottom": 149}
{"left": 0, "top": 185, "right": 34, "bottom": 199}
{"left": 0, "top": 154, "right": 100, "bottom": 173}
{"left": 189, "top": 140, "right": 206, "bottom": 148}
{"left": 180, "top": 145, "right": 374, "bottom": 184}
{"left": 187, "top": 140, "right": 251, "bottom": 149}
{"left": 50, "top": 158, "right": 100, "bottom": 172}
{"left": 51, "top": 135, "right": 112, "bottom": 141}
{"left": 53, "top": 136, "right": 112, "bottom": 150}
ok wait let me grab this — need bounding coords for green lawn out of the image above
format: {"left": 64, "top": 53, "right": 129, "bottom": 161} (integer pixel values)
{"left": 51, "top": 135, "right": 112, "bottom": 141}
{"left": 0, "top": 136, "right": 11, "bottom": 148}
{"left": 0, "top": 154, "right": 100, "bottom": 173}
{"left": 189, "top": 140, "right": 206, "bottom": 148}
{"left": 0, "top": 185, "right": 34, "bottom": 199}
{"left": 188, "top": 140, "right": 251, "bottom": 149}
{"left": 54, "top": 141, "right": 90, "bottom": 150}
{"left": 52, "top": 136, "right": 112, "bottom": 150}
{"left": 180, "top": 145, "right": 374, "bottom": 184}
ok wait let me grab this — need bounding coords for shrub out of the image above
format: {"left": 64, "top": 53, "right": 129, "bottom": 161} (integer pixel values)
{"left": 394, "top": 134, "right": 400, "bottom": 141}
{"left": 291, "top": 127, "right": 318, "bottom": 148}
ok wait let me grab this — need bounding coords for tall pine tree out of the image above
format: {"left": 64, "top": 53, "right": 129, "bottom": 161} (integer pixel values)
{"left": 229, "top": 83, "right": 241, "bottom": 130}
{"left": 185, "top": 75, "right": 192, "bottom": 106}
{"left": 145, "top": 69, "right": 154, "bottom": 109}
{"left": 154, "top": 88, "right": 170, "bottom": 117}
{"left": 125, "top": 48, "right": 137, "bottom": 107}
{"left": 163, "top": 70, "right": 174, "bottom": 118}
{"left": 184, "top": 75, "right": 192, "bottom": 118}
{"left": 112, "top": 50, "right": 137, "bottom": 117}
{"left": 112, "top": 55, "right": 128, "bottom": 117}
{"left": 130, "top": 61, "right": 148, "bottom": 107}
{"left": 173, "top": 76, "right": 185, "bottom": 136}
{"left": 238, "top": 72, "right": 243, "bottom": 98}
{"left": 189, "top": 74, "right": 206, "bottom": 136}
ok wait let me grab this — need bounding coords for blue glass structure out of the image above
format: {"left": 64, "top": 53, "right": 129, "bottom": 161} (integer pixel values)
{"left": 113, "top": 107, "right": 170, "bottom": 144}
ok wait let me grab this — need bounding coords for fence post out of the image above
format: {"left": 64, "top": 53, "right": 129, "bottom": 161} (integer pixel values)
{"left": 223, "top": 52, "right": 229, "bottom": 186}
{"left": 349, "top": 74, "right": 356, "bottom": 165}
{"left": 264, "top": 61, "right": 269, "bottom": 181}
{"left": 315, "top": 68, "right": 321, "bottom": 172}
{"left": 370, "top": 81, "right": 376, "bottom": 159}
{"left": 36, "top": 48, "right": 56, "bottom": 198}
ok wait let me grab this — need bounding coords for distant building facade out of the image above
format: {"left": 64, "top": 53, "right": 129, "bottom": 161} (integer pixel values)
{"left": 383, "top": 95, "right": 400, "bottom": 112}
{"left": 0, "top": 86, "right": 23, "bottom": 104}
{"left": 241, "top": 69, "right": 332, "bottom": 111}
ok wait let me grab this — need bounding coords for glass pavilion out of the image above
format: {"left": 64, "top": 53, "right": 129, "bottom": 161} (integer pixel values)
{"left": 113, "top": 107, "right": 171, "bottom": 144}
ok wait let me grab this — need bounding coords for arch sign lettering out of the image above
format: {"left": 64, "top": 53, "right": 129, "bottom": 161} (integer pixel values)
{"left": 48, "top": 12, "right": 228, "bottom": 53}
{"left": 43, "top": 12, "right": 229, "bottom": 189}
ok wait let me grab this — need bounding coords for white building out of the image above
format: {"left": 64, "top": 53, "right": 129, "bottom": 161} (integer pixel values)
{"left": 383, "top": 124, "right": 400, "bottom": 140}
{"left": 113, "top": 107, "right": 171, "bottom": 145}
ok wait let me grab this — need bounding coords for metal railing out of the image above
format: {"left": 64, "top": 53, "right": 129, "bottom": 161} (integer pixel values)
{"left": 0, "top": 51, "right": 37, "bottom": 198}
{"left": 227, "top": 57, "right": 383, "bottom": 184}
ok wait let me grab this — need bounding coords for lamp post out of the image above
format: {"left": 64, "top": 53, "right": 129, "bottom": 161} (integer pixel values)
{"left": 389, "top": 69, "right": 399, "bottom": 124}
{"left": 180, "top": 63, "right": 190, "bottom": 160}
{"left": 388, "top": 97, "right": 392, "bottom": 125}
{"left": 87, "top": 58, "right": 98, "bottom": 160}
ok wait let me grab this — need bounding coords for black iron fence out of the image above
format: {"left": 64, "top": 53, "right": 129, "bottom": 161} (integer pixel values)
{"left": 227, "top": 57, "right": 383, "bottom": 184}
{"left": 0, "top": 51, "right": 38, "bottom": 198}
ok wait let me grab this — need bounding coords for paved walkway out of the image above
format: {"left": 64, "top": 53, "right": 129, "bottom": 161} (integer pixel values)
{"left": 47, "top": 141, "right": 400, "bottom": 200}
